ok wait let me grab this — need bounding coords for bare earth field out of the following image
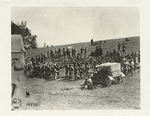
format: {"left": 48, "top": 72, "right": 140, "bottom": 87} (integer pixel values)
{"left": 16, "top": 36, "right": 140, "bottom": 110}
{"left": 18, "top": 69, "right": 140, "bottom": 110}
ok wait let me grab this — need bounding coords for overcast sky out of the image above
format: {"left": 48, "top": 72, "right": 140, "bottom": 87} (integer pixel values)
{"left": 11, "top": 7, "right": 139, "bottom": 47}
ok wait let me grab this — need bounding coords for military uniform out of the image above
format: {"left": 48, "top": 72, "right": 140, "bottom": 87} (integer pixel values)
{"left": 65, "top": 64, "right": 69, "bottom": 77}
{"left": 69, "top": 64, "right": 74, "bottom": 79}
{"left": 130, "top": 59, "right": 134, "bottom": 76}
{"left": 54, "top": 67, "right": 58, "bottom": 80}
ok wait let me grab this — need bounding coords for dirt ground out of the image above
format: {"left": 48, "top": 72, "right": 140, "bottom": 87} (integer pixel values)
{"left": 16, "top": 69, "right": 140, "bottom": 110}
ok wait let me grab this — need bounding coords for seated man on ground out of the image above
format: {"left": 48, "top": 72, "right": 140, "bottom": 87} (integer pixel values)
{"left": 82, "top": 74, "right": 95, "bottom": 90}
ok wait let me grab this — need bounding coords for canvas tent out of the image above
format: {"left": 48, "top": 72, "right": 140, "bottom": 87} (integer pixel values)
{"left": 11, "top": 34, "right": 27, "bottom": 102}
{"left": 11, "top": 34, "right": 26, "bottom": 63}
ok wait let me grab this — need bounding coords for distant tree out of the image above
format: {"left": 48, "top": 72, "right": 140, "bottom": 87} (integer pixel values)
{"left": 11, "top": 21, "right": 38, "bottom": 49}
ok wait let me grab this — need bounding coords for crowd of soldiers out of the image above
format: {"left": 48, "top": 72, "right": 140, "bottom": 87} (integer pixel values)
{"left": 25, "top": 39, "right": 140, "bottom": 81}
{"left": 90, "top": 39, "right": 140, "bottom": 76}
{"left": 25, "top": 46, "right": 90, "bottom": 80}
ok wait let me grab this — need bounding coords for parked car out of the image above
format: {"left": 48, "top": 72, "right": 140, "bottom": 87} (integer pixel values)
{"left": 92, "top": 62, "right": 125, "bottom": 86}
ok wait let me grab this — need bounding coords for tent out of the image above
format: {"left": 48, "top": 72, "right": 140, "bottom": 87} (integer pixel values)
{"left": 11, "top": 34, "right": 27, "bottom": 102}
{"left": 11, "top": 34, "right": 26, "bottom": 62}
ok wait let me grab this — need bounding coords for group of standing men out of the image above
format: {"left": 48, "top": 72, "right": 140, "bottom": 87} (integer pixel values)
{"left": 25, "top": 38, "right": 140, "bottom": 81}
{"left": 25, "top": 45, "right": 90, "bottom": 80}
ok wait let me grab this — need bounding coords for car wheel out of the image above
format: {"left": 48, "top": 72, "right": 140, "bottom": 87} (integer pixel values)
{"left": 105, "top": 77, "right": 112, "bottom": 86}
{"left": 119, "top": 76, "right": 123, "bottom": 83}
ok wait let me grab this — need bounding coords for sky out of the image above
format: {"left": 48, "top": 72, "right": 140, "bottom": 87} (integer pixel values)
{"left": 11, "top": 7, "right": 139, "bottom": 47}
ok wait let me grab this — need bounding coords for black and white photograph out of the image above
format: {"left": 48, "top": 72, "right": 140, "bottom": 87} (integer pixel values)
{"left": 11, "top": 7, "right": 140, "bottom": 110}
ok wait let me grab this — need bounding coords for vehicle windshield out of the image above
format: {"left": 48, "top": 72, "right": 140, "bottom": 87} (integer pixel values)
{"left": 96, "top": 66, "right": 108, "bottom": 72}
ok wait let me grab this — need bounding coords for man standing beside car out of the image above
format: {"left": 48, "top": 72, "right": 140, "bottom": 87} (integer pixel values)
{"left": 130, "top": 59, "right": 134, "bottom": 76}
{"left": 87, "top": 74, "right": 93, "bottom": 90}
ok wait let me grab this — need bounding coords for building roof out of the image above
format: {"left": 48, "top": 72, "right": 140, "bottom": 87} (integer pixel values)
{"left": 11, "top": 34, "right": 26, "bottom": 53}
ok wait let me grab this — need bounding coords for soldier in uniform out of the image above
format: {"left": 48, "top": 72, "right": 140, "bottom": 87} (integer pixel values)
{"left": 54, "top": 64, "right": 58, "bottom": 80}
{"left": 51, "top": 65, "right": 54, "bottom": 78}
{"left": 99, "top": 46, "right": 103, "bottom": 57}
{"left": 42, "top": 63, "right": 46, "bottom": 77}
{"left": 134, "top": 55, "right": 138, "bottom": 71}
{"left": 39, "top": 63, "right": 43, "bottom": 77}
{"left": 130, "top": 59, "right": 135, "bottom": 76}
{"left": 47, "top": 50, "right": 50, "bottom": 58}
{"left": 35, "top": 54, "right": 39, "bottom": 64}
{"left": 55, "top": 48, "right": 58, "bottom": 56}
{"left": 67, "top": 47, "right": 70, "bottom": 58}
{"left": 74, "top": 49, "right": 77, "bottom": 56}
{"left": 118, "top": 42, "right": 121, "bottom": 51}
{"left": 84, "top": 47, "right": 87, "bottom": 58}
{"left": 45, "top": 53, "right": 47, "bottom": 61}
{"left": 58, "top": 48, "right": 61, "bottom": 56}
{"left": 65, "top": 63, "right": 69, "bottom": 77}
{"left": 87, "top": 74, "right": 94, "bottom": 90}
{"left": 37, "top": 62, "right": 40, "bottom": 76}
{"left": 69, "top": 64, "right": 74, "bottom": 79}
{"left": 81, "top": 47, "right": 84, "bottom": 57}
{"left": 72, "top": 48, "right": 74, "bottom": 56}
{"left": 48, "top": 64, "right": 52, "bottom": 78}
{"left": 74, "top": 65, "right": 77, "bottom": 80}
{"left": 82, "top": 74, "right": 94, "bottom": 90}
{"left": 122, "top": 42, "right": 126, "bottom": 55}
{"left": 77, "top": 52, "right": 80, "bottom": 61}
{"left": 91, "top": 38, "right": 93, "bottom": 45}
{"left": 85, "top": 63, "right": 90, "bottom": 76}
{"left": 41, "top": 53, "right": 44, "bottom": 62}
{"left": 50, "top": 49, "right": 54, "bottom": 58}
{"left": 63, "top": 47, "right": 65, "bottom": 57}
{"left": 56, "top": 64, "right": 60, "bottom": 78}
{"left": 43, "top": 53, "right": 46, "bottom": 61}
{"left": 138, "top": 50, "right": 140, "bottom": 64}
{"left": 79, "top": 64, "right": 85, "bottom": 78}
